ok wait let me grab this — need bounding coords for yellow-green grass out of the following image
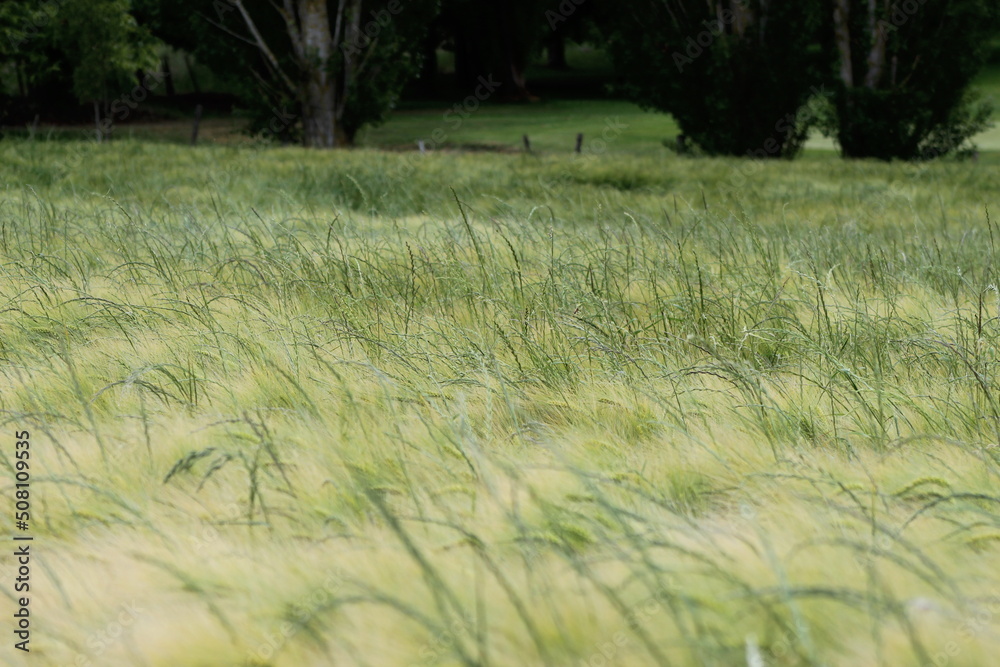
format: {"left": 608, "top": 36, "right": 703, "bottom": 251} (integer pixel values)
{"left": 1, "top": 140, "right": 1000, "bottom": 666}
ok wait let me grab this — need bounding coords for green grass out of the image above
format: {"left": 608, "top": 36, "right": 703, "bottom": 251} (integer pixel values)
{"left": 1, "top": 139, "right": 1000, "bottom": 666}
{"left": 357, "top": 98, "right": 678, "bottom": 155}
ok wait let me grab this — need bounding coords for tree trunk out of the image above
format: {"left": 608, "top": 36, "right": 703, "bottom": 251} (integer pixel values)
{"left": 546, "top": 32, "right": 567, "bottom": 70}
{"left": 418, "top": 31, "right": 439, "bottom": 91}
{"left": 832, "top": 0, "right": 854, "bottom": 88}
{"left": 863, "top": 0, "right": 888, "bottom": 88}
{"left": 500, "top": 61, "right": 532, "bottom": 101}
{"left": 337, "top": 124, "right": 352, "bottom": 146}
{"left": 162, "top": 55, "right": 175, "bottom": 97}
{"left": 453, "top": 27, "right": 481, "bottom": 92}
{"left": 495, "top": 0, "right": 534, "bottom": 101}
{"left": 730, "top": 0, "right": 756, "bottom": 38}
{"left": 16, "top": 60, "right": 27, "bottom": 99}
{"left": 299, "top": 0, "right": 337, "bottom": 147}
{"left": 184, "top": 53, "right": 201, "bottom": 93}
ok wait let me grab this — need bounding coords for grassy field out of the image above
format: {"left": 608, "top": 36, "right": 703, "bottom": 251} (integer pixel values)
{"left": 1, "top": 139, "right": 1000, "bottom": 667}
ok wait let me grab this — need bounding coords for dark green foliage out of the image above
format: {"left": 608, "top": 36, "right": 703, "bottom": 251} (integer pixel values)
{"left": 602, "top": 0, "right": 824, "bottom": 158}
{"left": 56, "top": 0, "right": 157, "bottom": 105}
{"left": 0, "top": 0, "right": 154, "bottom": 124}
{"left": 824, "top": 0, "right": 1000, "bottom": 160}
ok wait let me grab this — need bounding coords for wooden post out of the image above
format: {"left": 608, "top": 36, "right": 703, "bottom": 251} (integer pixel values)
{"left": 418, "top": 140, "right": 426, "bottom": 154}
{"left": 161, "top": 55, "right": 175, "bottom": 97}
{"left": 522, "top": 134, "right": 531, "bottom": 152}
{"left": 190, "top": 104, "right": 203, "bottom": 146}
{"left": 575, "top": 133, "right": 583, "bottom": 153}
{"left": 93, "top": 101, "right": 103, "bottom": 143}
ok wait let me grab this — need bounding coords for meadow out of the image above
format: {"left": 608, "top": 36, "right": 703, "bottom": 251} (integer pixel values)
{"left": 1, "top": 138, "right": 1000, "bottom": 667}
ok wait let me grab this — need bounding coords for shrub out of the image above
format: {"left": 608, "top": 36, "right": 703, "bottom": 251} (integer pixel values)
{"left": 826, "top": 0, "right": 999, "bottom": 160}
{"left": 602, "top": 0, "right": 824, "bottom": 158}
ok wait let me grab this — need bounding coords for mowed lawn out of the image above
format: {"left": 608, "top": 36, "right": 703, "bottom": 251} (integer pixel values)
{"left": 1, "top": 140, "right": 1000, "bottom": 666}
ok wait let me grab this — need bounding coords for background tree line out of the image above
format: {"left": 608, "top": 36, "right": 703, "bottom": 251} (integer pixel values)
{"left": 0, "top": 0, "right": 998, "bottom": 159}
